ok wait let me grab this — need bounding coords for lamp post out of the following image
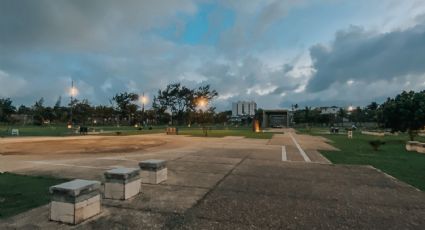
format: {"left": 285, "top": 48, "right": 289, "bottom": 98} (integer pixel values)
{"left": 69, "top": 80, "right": 78, "bottom": 128}
{"left": 347, "top": 104, "right": 355, "bottom": 126}
{"left": 140, "top": 93, "right": 147, "bottom": 127}
{"left": 197, "top": 97, "right": 208, "bottom": 136}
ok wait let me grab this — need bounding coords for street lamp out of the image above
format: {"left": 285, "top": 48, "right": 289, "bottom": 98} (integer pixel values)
{"left": 139, "top": 93, "right": 148, "bottom": 127}
{"left": 196, "top": 97, "right": 209, "bottom": 136}
{"left": 68, "top": 80, "right": 78, "bottom": 128}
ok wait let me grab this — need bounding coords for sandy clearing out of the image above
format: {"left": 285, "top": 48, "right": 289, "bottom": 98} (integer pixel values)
{"left": 0, "top": 136, "right": 166, "bottom": 155}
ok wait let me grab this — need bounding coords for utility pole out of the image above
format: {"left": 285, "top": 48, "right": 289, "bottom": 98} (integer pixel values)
{"left": 70, "top": 80, "right": 74, "bottom": 127}
{"left": 69, "top": 80, "right": 78, "bottom": 128}
{"left": 142, "top": 92, "right": 145, "bottom": 127}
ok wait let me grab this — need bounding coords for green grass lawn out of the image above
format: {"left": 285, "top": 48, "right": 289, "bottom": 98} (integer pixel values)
{"left": 0, "top": 125, "right": 72, "bottom": 137}
{"left": 317, "top": 131, "right": 425, "bottom": 191}
{"left": 0, "top": 125, "right": 273, "bottom": 139}
{"left": 178, "top": 128, "right": 274, "bottom": 139}
{"left": 0, "top": 125, "right": 167, "bottom": 137}
{"left": 0, "top": 173, "right": 68, "bottom": 219}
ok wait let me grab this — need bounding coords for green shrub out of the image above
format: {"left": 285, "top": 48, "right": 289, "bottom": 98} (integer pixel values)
{"left": 369, "top": 140, "right": 386, "bottom": 151}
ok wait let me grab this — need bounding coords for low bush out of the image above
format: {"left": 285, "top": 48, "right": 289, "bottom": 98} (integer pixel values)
{"left": 369, "top": 140, "right": 386, "bottom": 151}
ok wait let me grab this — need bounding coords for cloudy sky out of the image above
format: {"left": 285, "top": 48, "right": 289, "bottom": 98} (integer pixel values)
{"left": 1, "top": 0, "right": 425, "bottom": 110}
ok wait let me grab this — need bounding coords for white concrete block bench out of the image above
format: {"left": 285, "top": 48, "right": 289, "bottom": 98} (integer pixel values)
{"left": 417, "top": 143, "right": 425, "bottom": 154}
{"left": 406, "top": 141, "right": 425, "bottom": 154}
{"left": 139, "top": 159, "right": 167, "bottom": 184}
{"left": 166, "top": 127, "right": 178, "bottom": 135}
{"left": 49, "top": 179, "right": 101, "bottom": 225}
{"left": 104, "top": 168, "right": 141, "bottom": 200}
{"left": 406, "top": 141, "right": 420, "bottom": 151}
{"left": 361, "top": 131, "right": 385, "bottom": 136}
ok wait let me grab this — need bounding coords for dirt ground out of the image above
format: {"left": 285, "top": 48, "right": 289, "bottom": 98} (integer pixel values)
{"left": 0, "top": 135, "right": 166, "bottom": 155}
{"left": 1, "top": 130, "right": 424, "bottom": 229}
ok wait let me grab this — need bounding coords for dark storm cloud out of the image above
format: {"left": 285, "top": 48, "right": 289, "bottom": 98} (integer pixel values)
{"left": 1, "top": 0, "right": 425, "bottom": 110}
{"left": 0, "top": 0, "right": 196, "bottom": 51}
{"left": 306, "top": 24, "right": 425, "bottom": 92}
{"left": 0, "top": 0, "right": 198, "bottom": 105}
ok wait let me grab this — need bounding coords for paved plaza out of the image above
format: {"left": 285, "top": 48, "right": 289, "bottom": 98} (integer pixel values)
{"left": 1, "top": 130, "right": 424, "bottom": 229}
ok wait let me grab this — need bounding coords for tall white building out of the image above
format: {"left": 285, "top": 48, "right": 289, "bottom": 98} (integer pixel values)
{"left": 232, "top": 101, "right": 257, "bottom": 116}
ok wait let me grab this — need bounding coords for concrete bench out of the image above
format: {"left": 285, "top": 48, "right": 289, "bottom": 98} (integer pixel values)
{"left": 104, "top": 168, "right": 141, "bottom": 200}
{"left": 405, "top": 141, "right": 425, "bottom": 154}
{"left": 166, "top": 127, "right": 178, "bottom": 135}
{"left": 361, "top": 131, "right": 385, "bottom": 136}
{"left": 406, "top": 141, "right": 420, "bottom": 151}
{"left": 139, "top": 159, "right": 167, "bottom": 184}
{"left": 49, "top": 179, "right": 101, "bottom": 225}
{"left": 417, "top": 143, "right": 425, "bottom": 154}
{"left": 347, "top": 130, "right": 353, "bottom": 139}
{"left": 11, "top": 129, "right": 19, "bottom": 136}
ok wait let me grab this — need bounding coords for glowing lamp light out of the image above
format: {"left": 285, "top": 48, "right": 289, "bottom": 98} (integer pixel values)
{"left": 348, "top": 105, "right": 354, "bottom": 112}
{"left": 70, "top": 87, "right": 78, "bottom": 97}
{"left": 197, "top": 98, "right": 207, "bottom": 108}
{"left": 140, "top": 95, "right": 148, "bottom": 104}
{"left": 253, "top": 120, "right": 261, "bottom": 133}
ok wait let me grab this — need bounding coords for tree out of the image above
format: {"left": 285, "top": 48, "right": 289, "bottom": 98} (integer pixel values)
{"left": 112, "top": 92, "right": 139, "bottom": 125}
{"left": 93, "top": 105, "right": 115, "bottom": 125}
{"left": 293, "top": 107, "right": 318, "bottom": 129}
{"left": 152, "top": 95, "right": 167, "bottom": 124}
{"left": 157, "top": 83, "right": 195, "bottom": 124}
{"left": 52, "top": 96, "right": 67, "bottom": 122}
{"left": 349, "top": 106, "right": 363, "bottom": 125}
{"left": 17, "top": 105, "right": 32, "bottom": 115}
{"left": 380, "top": 90, "right": 425, "bottom": 140}
{"left": 194, "top": 85, "right": 218, "bottom": 102}
{"left": 364, "top": 102, "right": 379, "bottom": 123}
{"left": 156, "top": 83, "right": 218, "bottom": 125}
{"left": 337, "top": 108, "right": 347, "bottom": 125}
{"left": 304, "top": 106, "right": 312, "bottom": 127}
{"left": 0, "top": 98, "right": 16, "bottom": 122}
{"left": 72, "top": 99, "right": 92, "bottom": 124}
{"left": 215, "top": 110, "right": 231, "bottom": 124}
{"left": 32, "top": 98, "right": 45, "bottom": 125}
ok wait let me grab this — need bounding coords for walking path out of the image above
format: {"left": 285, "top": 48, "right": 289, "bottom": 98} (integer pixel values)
{"left": 268, "top": 128, "right": 335, "bottom": 163}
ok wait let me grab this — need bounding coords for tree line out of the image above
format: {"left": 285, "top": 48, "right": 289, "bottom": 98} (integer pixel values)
{"left": 293, "top": 102, "right": 380, "bottom": 126}
{"left": 292, "top": 90, "right": 425, "bottom": 140}
{"left": 0, "top": 83, "right": 229, "bottom": 126}
{"left": 1, "top": 88, "right": 424, "bottom": 139}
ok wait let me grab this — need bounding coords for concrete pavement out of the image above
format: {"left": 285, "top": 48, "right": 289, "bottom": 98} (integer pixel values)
{"left": 1, "top": 131, "right": 424, "bottom": 229}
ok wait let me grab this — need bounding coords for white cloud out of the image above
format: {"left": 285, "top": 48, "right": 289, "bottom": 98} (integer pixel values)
{"left": 0, "top": 70, "right": 27, "bottom": 98}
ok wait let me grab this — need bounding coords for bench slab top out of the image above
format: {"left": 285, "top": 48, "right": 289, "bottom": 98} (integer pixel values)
{"left": 50, "top": 179, "right": 101, "bottom": 197}
{"left": 408, "top": 141, "right": 422, "bottom": 144}
{"left": 106, "top": 167, "right": 139, "bottom": 175}
{"left": 139, "top": 159, "right": 166, "bottom": 170}
{"left": 104, "top": 167, "right": 140, "bottom": 180}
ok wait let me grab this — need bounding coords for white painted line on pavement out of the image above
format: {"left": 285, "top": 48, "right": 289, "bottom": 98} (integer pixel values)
{"left": 25, "top": 161, "right": 108, "bottom": 169}
{"left": 289, "top": 133, "right": 311, "bottom": 162}
{"left": 281, "top": 146, "right": 287, "bottom": 161}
